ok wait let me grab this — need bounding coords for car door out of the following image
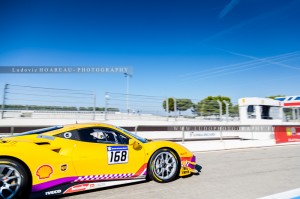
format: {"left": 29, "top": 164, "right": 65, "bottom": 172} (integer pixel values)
{"left": 70, "top": 127, "right": 146, "bottom": 179}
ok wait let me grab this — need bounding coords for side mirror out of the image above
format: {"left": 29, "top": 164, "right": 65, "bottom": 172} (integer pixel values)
{"left": 129, "top": 139, "right": 142, "bottom": 150}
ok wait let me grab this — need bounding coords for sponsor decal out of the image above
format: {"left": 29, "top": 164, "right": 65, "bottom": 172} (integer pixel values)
{"left": 36, "top": 165, "right": 54, "bottom": 180}
{"left": 181, "top": 167, "right": 190, "bottom": 175}
{"left": 274, "top": 126, "right": 300, "bottom": 144}
{"left": 181, "top": 160, "right": 189, "bottom": 167}
{"left": 64, "top": 184, "right": 90, "bottom": 194}
{"left": 287, "top": 127, "right": 296, "bottom": 136}
{"left": 169, "top": 126, "right": 240, "bottom": 131}
{"left": 60, "top": 164, "right": 68, "bottom": 172}
{"left": 63, "top": 181, "right": 132, "bottom": 194}
{"left": 45, "top": 189, "right": 61, "bottom": 196}
{"left": 107, "top": 146, "right": 128, "bottom": 165}
{"left": 189, "top": 132, "right": 216, "bottom": 137}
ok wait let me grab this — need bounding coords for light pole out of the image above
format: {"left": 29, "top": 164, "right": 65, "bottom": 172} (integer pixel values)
{"left": 124, "top": 72, "right": 132, "bottom": 112}
{"left": 104, "top": 92, "right": 110, "bottom": 120}
{"left": 1, "top": 84, "right": 8, "bottom": 119}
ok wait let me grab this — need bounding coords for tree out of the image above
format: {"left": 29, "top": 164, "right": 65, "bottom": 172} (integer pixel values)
{"left": 163, "top": 98, "right": 175, "bottom": 112}
{"left": 194, "top": 96, "right": 232, "bottom": 116}
{"left": 266, "top": 95, "right": 285, "bottom": 100}
{"left": 229, "top": 104, "right": 239, "bottom": 117}
{"left": 176, "top": 99, "right": 194, "bottom": 113}
{"left": 162, "top": 98, "right": 194, "bottom": 112}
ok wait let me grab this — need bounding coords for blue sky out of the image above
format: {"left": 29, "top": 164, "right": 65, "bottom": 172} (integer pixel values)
{"left": 1, "top": 0, "right": 300, "bottom": 107}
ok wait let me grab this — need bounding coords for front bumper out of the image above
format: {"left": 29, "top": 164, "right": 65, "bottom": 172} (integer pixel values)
{"left": 179, "top": 155, "right": 201, "bottom": 176}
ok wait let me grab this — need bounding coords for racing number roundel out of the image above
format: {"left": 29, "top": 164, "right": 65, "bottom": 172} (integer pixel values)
{"left": 63, "top": 132, "right": 72, "bottom": 139}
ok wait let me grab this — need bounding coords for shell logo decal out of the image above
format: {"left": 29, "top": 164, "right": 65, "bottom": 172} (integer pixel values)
{"left": 36, "top": 165, "right": 54, "bottom": 180}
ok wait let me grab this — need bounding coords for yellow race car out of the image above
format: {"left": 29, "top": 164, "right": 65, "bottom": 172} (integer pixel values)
{"left": 0, "top": 123, "right": 200, "bottom": 199}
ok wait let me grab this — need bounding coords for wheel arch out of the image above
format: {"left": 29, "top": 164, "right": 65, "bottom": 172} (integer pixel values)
{"left": 0, "top": 155, "right": 33, "bottom": 186}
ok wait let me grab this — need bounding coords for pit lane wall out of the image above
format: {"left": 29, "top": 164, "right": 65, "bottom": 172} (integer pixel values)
{"left": 134, "top": 125, "right": 274, "bottom": 141}
{"left": 136, "top": 125, "right": 300, "bottom": 145}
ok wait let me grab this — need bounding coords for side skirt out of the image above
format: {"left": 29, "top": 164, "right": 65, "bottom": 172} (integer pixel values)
{"left": 30, "top": 178, "right": 146, "bottom": 198}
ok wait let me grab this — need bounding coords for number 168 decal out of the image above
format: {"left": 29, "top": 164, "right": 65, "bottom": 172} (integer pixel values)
{"left": 107, "top": 146, "right": 128, "bottom": 164}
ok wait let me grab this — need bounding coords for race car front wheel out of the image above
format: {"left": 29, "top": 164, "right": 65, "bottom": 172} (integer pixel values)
{"left": 148, "top": 148, "right": 179, "bottom": 183}
{"left": 0, "top": 158, "right": 30, "bottom": 199}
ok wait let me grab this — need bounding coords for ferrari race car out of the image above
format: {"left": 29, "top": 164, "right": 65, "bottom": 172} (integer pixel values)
{"left": 0, "top": 123, "right": 200, "bottom": 199}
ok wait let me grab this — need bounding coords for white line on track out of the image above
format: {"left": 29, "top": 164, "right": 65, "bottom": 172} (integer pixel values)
{"left": 257, "top": 188, "right": 300, "bottom": 199}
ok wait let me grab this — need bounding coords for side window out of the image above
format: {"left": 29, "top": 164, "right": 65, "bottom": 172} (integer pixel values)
{"left": 76, "top": 128, "right": 129, "bottom": 144}
{"left": 247, "top": 105, "right": 256, "bottom": 119}
{"left": 117, "top": 133, "right": 130, "bottom": 144}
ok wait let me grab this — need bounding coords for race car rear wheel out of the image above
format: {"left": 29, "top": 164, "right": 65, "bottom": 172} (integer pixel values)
{"left": 0, "top": 158, "right": 30, "bottom": 199}
{"left": 148, "top": 148, "right": 179, "bottom": 183}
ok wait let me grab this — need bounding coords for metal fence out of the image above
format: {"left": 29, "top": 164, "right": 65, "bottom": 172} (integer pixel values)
{"left": 103, "top": 93, "right": 239, "bottom": 121}
{"left": 1, "top": 84, "right": 240, "bottom": 121}
{"left": 1, "top": 84, "right": 96, "bottom": 119}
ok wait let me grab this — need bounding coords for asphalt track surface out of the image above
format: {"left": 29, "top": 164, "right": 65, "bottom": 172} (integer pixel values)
{"left": 61, "top": 145, "right": 300, "bottom": 199}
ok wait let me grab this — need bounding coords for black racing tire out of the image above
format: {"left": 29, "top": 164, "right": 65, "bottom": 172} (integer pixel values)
{"left": 0, "top": 158, "right": 31, "bottom": 199}
{"left": 148, "top": 148, "right": 179, "bottom": 183}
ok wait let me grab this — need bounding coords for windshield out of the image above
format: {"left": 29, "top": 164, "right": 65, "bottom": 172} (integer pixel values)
{"left": 116, "top": 126, "right": 148, "bottom": 143}
{"left": 13, "top": 126, "right": 64, "bottom": 136}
